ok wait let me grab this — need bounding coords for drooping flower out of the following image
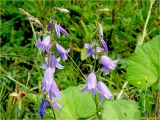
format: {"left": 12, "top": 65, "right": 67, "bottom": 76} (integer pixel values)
{"left": 47, "top": 22, "right": 52, "bottom": 32}
{"left": 48, "top": 79, "right": 62, "bottom": 100}
{"left": 42, "top": 67, "right": 54, "bottom": 92}
{"left": 41, "top": 54, "right": 64, "bottom": 73}
{"left": 35, "top": 35, "right": 51, "bottom": 53}
{"left": 38, "top": 100, "right": 50, "bottom": 118}
{"left": 51, "top": 98, "right": 62, "bottom": 109}
{"left": 97, "top": 81, "right": 112, "bottom": 104}
{"left": 84, "top": 43, "right": 95, "bottom": 58}
{"left": 84, "top": 43, "right": 103, "bottom": 59}
{"left": 80, "top": 72, "right": 97, "bottom": 94}
{"left": 100, "top": 37, "right": 108, "bottom": 53}
{"left": 56, "top": 43, "right": 70, "bottom": 61}
{"left": 100, "top": 55, "right": 119, "bottom": 75}
{"left": 54, "top": 23, "right": 68, "bottom": 37}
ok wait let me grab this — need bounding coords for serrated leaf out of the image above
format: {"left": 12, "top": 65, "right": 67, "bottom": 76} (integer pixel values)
{"left": 55, "top": 86, "right": 96, "bottom": 120}
{"left": 126, "top": 35, "right": 160, "bottom": 88}
{"left": 102, "top": 100, "right": 141, "bottom": 120}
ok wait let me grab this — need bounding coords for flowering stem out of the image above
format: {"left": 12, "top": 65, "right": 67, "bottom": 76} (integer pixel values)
{"left": 51, "top": 108, "right": 56, "bottom": 119}
{"left": 93, "top": 95, "right": 101, "bottom": 120}
{"left": 29, "top": 20, "right": 37, "bottom": 48}
{"left": 67, "top": 55, "right": 86, "bottom": 80}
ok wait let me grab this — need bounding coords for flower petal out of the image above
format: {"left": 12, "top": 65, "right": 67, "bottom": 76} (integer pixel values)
{"left": 80, "top": 85, "right": 88, "bottom": 92}
{"left": 52, "top": 98, "right": 62, "bottom": 109}
{"left": 54, "top": 23, "right": 60, "bottom": 37}
{"left": 56, "top": 63, "right": 64, "bottom": 69}
{"left": 100, "top": 37, "right": 108, "bottom": 52}
{"left": 59, "top": 26, "right": 68, "bottom": 35}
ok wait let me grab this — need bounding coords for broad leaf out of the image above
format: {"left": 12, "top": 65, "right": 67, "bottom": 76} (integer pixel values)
{"left": 126, "top": 35, "right": 160, "bottom": 88}
{"left": 55, "top": 86, "right": 96, "bottom": 120}
{"left": 102, "top": 100, "right": 141, "bottom": 120}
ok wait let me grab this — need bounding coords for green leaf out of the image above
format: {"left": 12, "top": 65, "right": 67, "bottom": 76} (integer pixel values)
{"left": 102, "top": 100, "right": 141, "bottom": 120}
{"left": 126, "top": 35, "right": 160, "bottom": 88}
{"left": 55, "top": 86, "right": 96, "bottom": 119}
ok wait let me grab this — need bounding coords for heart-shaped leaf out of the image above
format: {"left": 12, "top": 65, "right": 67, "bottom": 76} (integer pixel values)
{"left": 55, "top": 86, "right": 96, "bottom": 119}
{"left": 126, "top": 35, "right": 160, "bottom": 88}
{"left": 102, "top": 100, "right": 141, "bottom": 120}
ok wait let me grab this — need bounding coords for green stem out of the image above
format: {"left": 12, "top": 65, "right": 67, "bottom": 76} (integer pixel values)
{"left": 117, "top": 81, "right": 128, "bottom": 99}
{"left": 67, "top": 55, "right": 86, "bottom": 80}
{"left": 51, "top": 109, "right": 56, "bottom": 119}
{"left": 29, "top": 20, "right": 37, "bottom": 48}
{"left": 93, "top": 95, "right": 101, "bottom": 120}
{"left": 138, "top": 0, "right": 155, "bottom": 45}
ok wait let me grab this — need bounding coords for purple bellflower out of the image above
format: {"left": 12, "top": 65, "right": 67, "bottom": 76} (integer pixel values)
{"left": 84, "top": 43, "right": 95, "bottom": 58}
{"left": 81, "top": 72, "right": 97, "bottom": 95}
{"left": 97, "top": 81, "right": 112, "bottom": 104}
{"left": 35, "top": 35, "right": 51, "bottom": 53}
{"left": 48, "top": 79, "right": 62, "bottom": 100}
{"left": 56, "top": 43, "right": 70, "bottom": 61}
{"left": 41, "top": 67, "right": 62, "bottom": 109}
{"left": 41, "top": 54, "right": 64, "bottom": 73}
{"left": 100, "top": 37, "right": 108, "bottom": 53}
{"left": 42, "top": 67, "right": 54, "bottom": 92}
{"left": 38, "top": 100, "right": 50, "bottom": 118}
{"left": 54, "top": 23, "right": 68, "bottom": 37}
{"left": 84, "top": 43, "right": 103, "bottom": 59}
{"left": 100, "top": 55, "right": 119, "bottom": 75}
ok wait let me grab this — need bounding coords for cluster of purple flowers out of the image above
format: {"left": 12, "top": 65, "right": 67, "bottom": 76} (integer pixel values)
{"left": 36, "top": 22, "right": 69, "bottom": 118}
{"left": 81, "top": 23, "right": 119, "bottom": 104}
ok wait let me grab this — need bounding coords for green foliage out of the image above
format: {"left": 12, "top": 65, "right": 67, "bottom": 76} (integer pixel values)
{"left": 55, "top": 86, "right": 96, "bottom": 120}
{"left": 102, "top": 100, "right": 141, "bottom": 120}
{"left": 126, "top": 35, "right": 160, "bottom": 88}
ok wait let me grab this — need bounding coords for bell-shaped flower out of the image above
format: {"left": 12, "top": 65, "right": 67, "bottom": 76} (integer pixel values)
{"left": 41, "top": 54, "right": 64, "bottom": 73}
{"left": 35, "top": 35, "right": 51, "bottom": 53}
{"left": 80, "top": 72, "right": 97, "bottom": 94}
{"left": 84, "top": 43, "right": 103, "bottom": 59}
{"left": 51, "top": 98, "right": 62, "bottom": 109}
{"left": 54, "top": 23, "right": 68, "bottom": 37}
{"left": 100, "top": 55, "right": 119, "bottom": 75}
{"left": 97, "top": 81, "right": 112, "bottom": 104}
{"left": 38, "top": 100, "right": 50, "bottom": 118}
{"left": 48, "top": 79, "right": 61, "bottom": 100}
{"left": 100, "top": 37, "right": 108, "bottom": 52}
{"left": 42, "top": 67, "right": 54, "bottom": 92}
{"left": 56, "top": 43, "right": 70, "bottom": 61}
{"left": 84, "top": 43, "right": 95, "bottom": 58}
